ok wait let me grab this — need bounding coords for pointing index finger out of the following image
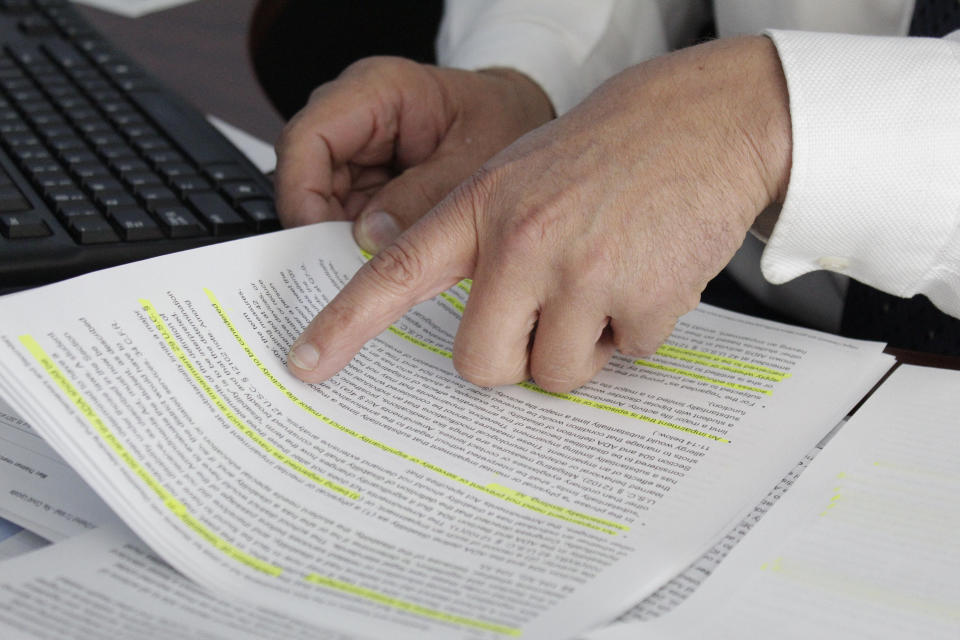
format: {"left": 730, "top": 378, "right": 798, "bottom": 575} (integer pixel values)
{"left": 287, "top": 202, "right": 477, "bottom": 382}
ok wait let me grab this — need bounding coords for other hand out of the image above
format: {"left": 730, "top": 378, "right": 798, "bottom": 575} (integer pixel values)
{"left": 274, "top": 56, "right": 553, "bottom": 251}
{"left": 287, "top": 37, "right": 793, "bottom": 393}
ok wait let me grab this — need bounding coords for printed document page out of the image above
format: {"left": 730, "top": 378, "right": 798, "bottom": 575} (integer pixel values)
{"left": 618, "top": 444, "right": 823, "bottom": 621}
{"left": 0, "top": 524, "right": 358, "bottom": 639}
{"left": 0, "top": 396, "right": 120, "bottom": 540}
{"left": 586, "top": 365, "right": 960, "bottom": 639}
{"left": 0, "top": 222, "right": 892, "bottom": 639}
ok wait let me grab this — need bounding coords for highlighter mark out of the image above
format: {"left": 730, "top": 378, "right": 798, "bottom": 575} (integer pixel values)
{"left": 304, "top": 573, "right": 521, "bottom": 635}
{"left": 761, "top": 555, "right": 960, "bottom": 621}
{"left": 19, "top": 335, "right": 282, "bottom": 577}
{"left": 655, "top": 344, "right": 790, "bottom": 380}
{"left": 140, "top": 299, "right": 359, "bottom": 500}
{"left": 634, "top": 360, "right": 772, "bottom": 395}
{"left": 205, "top": 289, "right": 627, "bottom": 534}
{"left": 517, "top": 381, "right": 730, "bottom": 443}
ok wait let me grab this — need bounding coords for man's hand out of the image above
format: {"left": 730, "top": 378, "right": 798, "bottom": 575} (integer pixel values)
{"left": 274, "top": 56, "right": 553, "bottom": 251}
{"left": 287, "top": 37, "right": 793, "bottom": 393}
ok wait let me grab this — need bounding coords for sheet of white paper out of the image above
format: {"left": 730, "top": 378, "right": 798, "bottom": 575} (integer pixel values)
{"left": 0, "top": 525, "right": 359, "bottom": 638}
{"left": 0, "top": 396, "right": 121, "bottom": 540}
{"left": 0, "top": 222, "right": 893, "bottom": 639}
{"left": 208, "top": 115, "right": 277, "bottom": 173}
{"left": 71, "top": 0, "right": 198, "bottom": 18}
{"left": 585, "top": 365, "right": 960, "bottom": 639}
{"left": 618, "top": 444, "right": 822, "bottom": 621}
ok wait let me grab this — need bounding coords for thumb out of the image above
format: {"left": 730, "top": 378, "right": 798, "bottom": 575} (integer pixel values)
{"left": 288, "top": 188, "right": 479, "bottom": 383}
{"left": 354, "top": 155, "right": 478, "bottom": 252}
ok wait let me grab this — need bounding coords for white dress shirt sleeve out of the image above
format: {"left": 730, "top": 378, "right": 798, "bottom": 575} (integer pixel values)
{"left": 436, "top": 0, "right": 707, "bottom": 114}
{"left": 762, "top": 29, "right": 960, "bottom": 318}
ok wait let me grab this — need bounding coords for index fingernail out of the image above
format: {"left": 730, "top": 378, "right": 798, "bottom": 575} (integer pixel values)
{"left": 356, "top": 210, "right": 400, "bottom": 252}
{"left": 289, "top": 341, "right": 320, "bottom": 371}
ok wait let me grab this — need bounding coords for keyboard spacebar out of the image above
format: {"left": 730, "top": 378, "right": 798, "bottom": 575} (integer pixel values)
{"left": 129, "top": 90, "right": 237, "bottom": 166}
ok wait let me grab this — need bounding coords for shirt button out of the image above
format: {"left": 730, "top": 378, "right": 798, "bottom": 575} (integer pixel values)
{"left": 817, "top": 256, "right": 850, "bottom": 271}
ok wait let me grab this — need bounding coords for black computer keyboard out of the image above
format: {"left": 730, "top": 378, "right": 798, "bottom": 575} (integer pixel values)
{"left": 0, "top": 0, "right": 277, "bottom": 291}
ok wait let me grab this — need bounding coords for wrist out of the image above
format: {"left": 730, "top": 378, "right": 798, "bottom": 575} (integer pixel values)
{"left": 734, "top": 36, "right": 793, "bottom": 207}
{"left": 478, "top": 67, "right": 556, "bottom": 121}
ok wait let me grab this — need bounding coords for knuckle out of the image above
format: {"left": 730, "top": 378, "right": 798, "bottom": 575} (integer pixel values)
{"left": 448, "top": 165, "right": 500, "bottom": 220}
{"left": 613, "top": 318, "right": 677, "bottom": 359}
{"left": 500, "top": 204, "right": 554, "bottom": 256}
{"left": 530, "top": 367, "right": 582, "bottom": 394}
{"left": 364, "top": 236, "right": 426, "bottom": 292}
{"left": 563, "top": 244, "right": 615, "bottom": 291}
{"left": 454, "top": 352, "right": 524, "bottom": 389}
{"left": 613, "top": 333, "right": 656, "bottom": 358}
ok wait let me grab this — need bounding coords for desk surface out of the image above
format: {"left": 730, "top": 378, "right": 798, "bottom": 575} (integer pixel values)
{"left": 76, "top": 0, "right": 285, "bottom": 145}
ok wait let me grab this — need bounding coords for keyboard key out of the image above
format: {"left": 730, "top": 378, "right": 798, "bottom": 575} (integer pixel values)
{"left": 168, "top": 174, "right": 210, "bottom": 197}
{"left": 98, "top": 143, "right": 135, "bottom": 162}
{"left": 107, "top": 206, "right": 162, "bottom": 240}
{"left": 55, "top": 200, "right": 99, "bottom": 221}
{"left": 28, "top": 111, "right": 66, "bottom": 129}
{"left": 132, "top": 136, "right": 169, "bottom": 154}
{"left": 70, "top": 161, "right": 111, "bottom": 181}
{"left": 0, "top": 185, "right": 29, "bottom": 211}
{"left": 0, "top": 120, "right": 28, "bottom": 135}
{"left": 50, "top": 136, "right": 86, "bottom": 154}
{"left": 110, "top": 157, "right": 148, "bottom": 175}
{"left": 122, "top": 170, "right": 161, "bottom": 189}
{"left": 144, "top": 148, "right": 183, "bottom": 166}
{"left": 0, "top": 211, "right": 48, "bottom": 238}
{"left": 156, "top": 161, "right": 194, "bottom": 180}
{"left": 6, "top": 132, "right": 41, "bottom": 148}
{"left": 187, "top": 191, "right": 246, "bottom": 235}
{"left": 18, "top": 16, "right": 56, "bottom": 37}
{"left": 239, "top": 200, "right": 280, "bottom": 232}
{"left": 76, "top": 118, "right": 112, "bottom": 136}
{"left": 136, "top": 185, "right": 176, "bottom": 206}
{"left": 203, "top": 163, "right": 247, "bottom": 183}
{"left": 82, "top": 176, "right": 124, "bottom": 196}
{"left": 58, "top": 148, "right": 97, "bottom": 167}
{"left": 42, "top": 40, "right": 86, "bottom": 69}
{"left": 38, "top": 123, "right": 73, "bottom": 141}
{"left": 221, "top": 181, "right": 266, "bottom": 205}
{"left": 5, "top": 43, "right": 40, "bottom": 66}
{"left": 89, "top": 89, "right": 121, "bottom": 104}
{"left": 67, "top": 213, "right": 118, "bottom": 243}
{"left": 53, "top": 94, "right": 91, "bottom": 112}
{"left": 45, "top": 185, "right": 86, "bottom": 207}
{"left": 119, "top": 123, "right": 156, "bottom": 140}
{"left": 9, "top": 88, "right": 43, "bottom": 104}
{"left": 94, "top": 189, "right": 135, "bottom": 210}
{"left": 153, "top": 204, "right": 205, "bottom": 238}
{"left": 24, "top": 158, "right": 63, "bottom": 176}
{"left": 108, "top": 111, "right": 144, "bottom": 128}
{"left": 33, "top": 171, "right": 74, "bottom": 189}
{"left": 85, "top": 131, "right": 123, "bottom": 148}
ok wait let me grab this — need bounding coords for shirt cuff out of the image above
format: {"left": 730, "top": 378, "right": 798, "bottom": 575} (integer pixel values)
{"left": 761, "top": 30, "right": 960, "bottom": 317}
